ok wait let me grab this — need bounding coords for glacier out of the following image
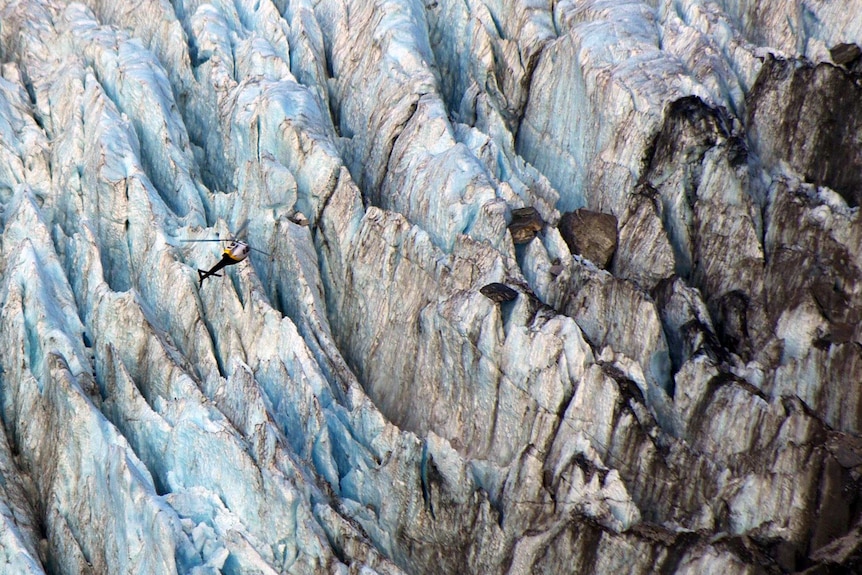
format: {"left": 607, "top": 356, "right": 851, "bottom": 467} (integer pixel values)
{"left": 0, "top": 0, "right": 861, "bottom": 573}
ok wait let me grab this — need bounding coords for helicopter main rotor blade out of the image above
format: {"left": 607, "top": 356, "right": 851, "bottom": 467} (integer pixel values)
{"left": 248, "top": 246, "right": 272, "bottom": 256}
{"left": 181, "top": 238, "right": 270, "bottom": 255}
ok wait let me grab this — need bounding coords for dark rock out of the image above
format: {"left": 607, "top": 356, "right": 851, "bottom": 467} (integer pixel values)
{"left": 713, "top": 290, "right": 752, "bottom": 360}
{"left": 748, "top": 57, "right": 862, "bottom": 207}
{"left": 830, "top": 43, "right": 862, "bottom": 68}
{"left": 826, "top": 432, "right": 862, "bottom": 471}
{"left": 809, "top": 475, "right": 862, "bottom": 566}
{"left": 811, "top": 277, "right": 853, "bottom": 324}
{"left": 558, "top": 209, "right": 618, "bottom": 269}
{"left": 480, "top": 282, "right": 518, "bottom": 302}
{"left": 508, "top": 206, "right": 544, "bottom": 244}
{"left": 816, "top": 322, "right": 857, "bottom": 346}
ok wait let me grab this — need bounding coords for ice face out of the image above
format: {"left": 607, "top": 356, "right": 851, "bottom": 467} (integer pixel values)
{"left": 0, "top": 0, "right": 861, "bottom": 574}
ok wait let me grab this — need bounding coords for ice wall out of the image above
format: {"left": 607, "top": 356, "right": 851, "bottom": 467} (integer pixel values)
{"left": 0, "top": 0, "right": 860, "bottom": 573}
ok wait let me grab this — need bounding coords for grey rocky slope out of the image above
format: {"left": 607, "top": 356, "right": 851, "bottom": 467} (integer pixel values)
{"left": 0, "top": 0, "right": 860, "bottom": 573}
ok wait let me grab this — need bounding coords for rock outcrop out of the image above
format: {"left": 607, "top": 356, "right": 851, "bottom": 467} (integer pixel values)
{"left": 558, "top": 209, "right": 618, "bottom": 269}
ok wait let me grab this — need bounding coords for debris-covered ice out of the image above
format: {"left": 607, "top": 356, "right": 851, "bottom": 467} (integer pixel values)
{"left": 0, "top": 0, "right": 861, "bottom": 573}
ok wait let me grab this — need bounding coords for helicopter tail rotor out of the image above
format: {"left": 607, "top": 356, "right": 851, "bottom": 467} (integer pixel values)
{"left": 198, "top": 269, "right": 223, "bottom": 286}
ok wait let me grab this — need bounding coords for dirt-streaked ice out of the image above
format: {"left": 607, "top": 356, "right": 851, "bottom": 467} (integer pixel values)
{"left": 0, "top": 0, "right": 861, "bottom": 573}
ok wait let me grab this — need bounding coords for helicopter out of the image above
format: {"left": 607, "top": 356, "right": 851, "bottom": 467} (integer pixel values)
{"left": 181, "top": 222, "right": 271, "bottom": 286}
